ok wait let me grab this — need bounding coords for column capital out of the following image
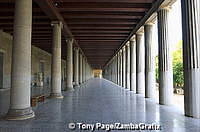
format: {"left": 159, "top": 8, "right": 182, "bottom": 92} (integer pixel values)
{"left": 145, "top": 22, "right": 154, "bottom": 26}
{"left": 117, "top": 51, "right": 121, "bottom": 56}
{"left": 130, "top": 35, "right": 136, "bottom": 42}
{"left": 125, "top": 43, "right": 130, "bottom": 47}
{"left": 130, "top": 38, "right": 136, "bottom": 45}
{"left": 136, "top": 30, "right": 144, "bottom": 36}
{"left": 122, "top": 46, "right": 126, "bottom": 51}
{"left": 158, "top": 5, "right": 171, "bottom": 11}
{"left": 74, "top": 47, "right": 79, "bottom": 51}
{"left": 66, "top": 38, "right": 74, "bottom": 44}
{"left": 136, "top": 26, "right": 144, "bottom": 35}
{"left": 51, "top": 21, "right": 63, "bottom": 28}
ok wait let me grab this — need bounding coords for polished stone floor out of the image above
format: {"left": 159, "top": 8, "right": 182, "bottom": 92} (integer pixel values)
{"left": 0, "top": 78, "right": 200, "bottom": 132}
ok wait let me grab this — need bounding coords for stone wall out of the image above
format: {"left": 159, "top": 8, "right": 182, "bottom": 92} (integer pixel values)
{"left": 0, "top": 30, "right": 66, "bottom": 95}
{"left": 0, "top": 30, "right": 12, "bottom": 90}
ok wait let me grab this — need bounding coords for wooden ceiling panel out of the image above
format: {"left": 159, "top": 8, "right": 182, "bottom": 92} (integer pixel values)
{"left": 53, "top": 0, "right": 155, "bottom": 68}
{"left": 0, "top": 0, "right": 156, "bottom": 69}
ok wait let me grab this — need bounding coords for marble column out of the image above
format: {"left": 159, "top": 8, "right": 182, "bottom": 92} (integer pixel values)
{"left": 117, "top": 53, "right": 120, "bottom": 85}
{"left": 157, "top": 7, "right": 173, "bottom": 105}
{"left": 136, "top": 32, "right": 145, "bottom": 94}
{"left": 74, "top": 48, "right": 79, "bottom": 87}
{"left": 126, "top": 43, "right": 130, "bottom": 90}
{"left": 79, "top": 53, "right": 83, "bottom": 84}
{"left": 130, "top": 39, "right": 136, "bottom": 93}
{"left": 114, "top": 59, "right": 116, "bottom": 83}
{"left": 85, "top": 59, "right": 87, "bottom": 82}
{"left": 85, "top": 60, "right": 87, "bottom": 81}
{"left": 119, "top": 50, "right": 123, "bottom": 86}
{"left": 82, "top": 57, "right": 85, "bottom": 83}
{"left": 181, "top": 0, "right": 200, "bottom": 118}
{"left": 87, "top": 63, "right": 89, "bottom": 80}
{"left": 110, "top": 63, "right": 112, "bottom": 81}
{"left": 113, "top": 58, "right": 116, "bottom": 83}
{"left": 144, "top": 24, "right": 155, "bottom": 98}
{"left": 50, "top": 21, "right": 63, "bottom": 98}
{"left": 108, "top": 65, "right": 110, "bottom": 81}
{"left": 107, "top": 66, "right": 109, "bottom": 80}
{"left": 111, "top": 60, "right": 114, "bottom": 82}
{"left": 111, "top": 63, "right": 113, "bottom": 82}
{"left": 85, "top": 62, "right": 87, "bottom": 81}
{"left": 6, "top": 0, "right": 34, "bottom": 120}
{"left": 66, "top": 38, "right": 74, "bottom": 91}
{"left": 114, "top": 58, "right": 117, "bottom": 83}
{"left": 122, "top": 47, "right": 126, "bottom": 88}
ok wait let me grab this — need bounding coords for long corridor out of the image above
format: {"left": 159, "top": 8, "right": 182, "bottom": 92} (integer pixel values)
{"left": 0, "top": 78, "right": 200, "bottom": 132}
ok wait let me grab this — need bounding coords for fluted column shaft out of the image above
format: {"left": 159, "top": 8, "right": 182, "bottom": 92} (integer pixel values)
{"left": 110, "top": 65, "right": 111, "bottom": 81}
{"left": 85, "top": 63, "right": 87, "bottom": 81}
{"left": 126, "top": 44, "right": 130, "bottom": 90}
{"left": 79, "top": 53, "right": 83, "bottom": 84}
{"left": 82, "top": 57, "right": 85, "bottom": 83}
{"left": 114, "top": 57, "right": 117, "bottom": 83}
{"left": 109, "top": 65, "right": 111, "bottom": 81}
{"left": 181, "top": 0, "right": 200, "bottom": 118}
{"left": 66, "top": 39, "right": 74, "bottom": 91}
{"left": 6, "top": 0, "right": 34, "bottom": 120}
{"left": 50, "top": 21, "right": 63, "bottom": 98}
{"left": 74, "top": 48, "right": 79, "bottom": 87}
{"left": 119, "top": 50, "right": 123, "bottom": 86}
{"left": 113, "top": 60, "right": 115, "bottom": 82}
{"left": 158, "top": 8, "right": 173, "bottom": 105}
{"left": 117, "top": 53, "right": 120, "bottom": 85}
{"left": 130, "top": 40, "right": 136, "bottom": 93}
{"left": 136, "top": 33, "right": 145, "bottom": 94}
{"left": 122, "top": 47, "right": 126, "bottom": 88}
{"left": 112, "top": 60, "right": 114, "bottom": 82}
{"left": 145, "top": 24, "right": 155, "bottom": 98}
{"left": 85, "top": 60, "right": 87, "bottom": 82}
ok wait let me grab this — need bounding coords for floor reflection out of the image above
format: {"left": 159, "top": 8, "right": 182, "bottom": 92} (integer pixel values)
{"left": 0, "top": 78, "right": 199, "bottom": 132}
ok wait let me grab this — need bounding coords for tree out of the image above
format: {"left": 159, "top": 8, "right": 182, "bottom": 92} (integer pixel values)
{"left": 172, "top": 40, "right": 184, "bottom": 88}
{"left": 155, "top": 40, "right": 184, "bottom": 88}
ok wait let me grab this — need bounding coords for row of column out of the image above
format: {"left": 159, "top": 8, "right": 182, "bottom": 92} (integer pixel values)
{"left": 103, "top": 9, "right": 169, "bottom": 102}
{"left": 6, "top": 0, "right": 93, "bottom": 120}
{"left": 103, "top": 2, "right": 200, "bottom": 118}
{"left": 74, "top": 48, "right": 93, "bottom": 87}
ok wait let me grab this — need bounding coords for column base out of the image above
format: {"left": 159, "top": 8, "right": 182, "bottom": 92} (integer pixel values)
{"left": 65, "top": 87, "right": 74, "bottom": 91}
{"left": 49, "top": 93, "right": 64, "bottom": 99}
{"left": 74, "top": 83, "right": 79, "bottom": 87}
{"left": 74, "top": 84, "right": 80, "bottom": 88}
{"left": 6, "top": 107, "right": 35, "bottom": 120}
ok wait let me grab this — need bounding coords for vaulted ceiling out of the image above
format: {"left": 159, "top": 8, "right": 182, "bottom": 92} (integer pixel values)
{"left": 0, "top": 0, "right": 157, "bottom": 69}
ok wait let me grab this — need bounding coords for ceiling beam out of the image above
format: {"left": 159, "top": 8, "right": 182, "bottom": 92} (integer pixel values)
{"left": 52, "top": 0, "right": 154, "bottom": 3}
{"left": 63, "top": 15, "right": 142, "bottom": 19}
{"left": 58, "top": 8, "right": 149, "bottom": 12}
{"left": 104, "top": 0, "right": 164, "bottom": 68}
{"left": 56, "top": 2, "right": 152, "bottom": 8}
{"left": 34, "top": 0, "right": 73, "bottom": 38}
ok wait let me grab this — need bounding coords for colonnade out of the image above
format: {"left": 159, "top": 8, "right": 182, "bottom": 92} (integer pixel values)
{"left": 6, "top": 0, "right": 93, "bottom": 120}
{"left": 4, "top": 0, "right": 200, "bottom": 120}
{"left": 103, "top": 2, "right": 200, "bottom": 119}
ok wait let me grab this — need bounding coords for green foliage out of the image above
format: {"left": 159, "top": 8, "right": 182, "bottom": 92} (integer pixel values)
{"left": 155, "top": 56, "right": 159, "bottom": 82}
{"left": 155, "top": 40, "right": 184, "bottom": 88}
{"left": 172, "top": 40, "right": 184, "bottom": 87}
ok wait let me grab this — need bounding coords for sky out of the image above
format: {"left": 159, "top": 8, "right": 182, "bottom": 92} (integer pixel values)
{"left": 152, "top": 0, "right": 182, "bottom": 54}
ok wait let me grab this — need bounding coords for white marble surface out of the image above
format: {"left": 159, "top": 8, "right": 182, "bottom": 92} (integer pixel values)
{"left": 0, "top": 78, "right": 199, "bottom": 132}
